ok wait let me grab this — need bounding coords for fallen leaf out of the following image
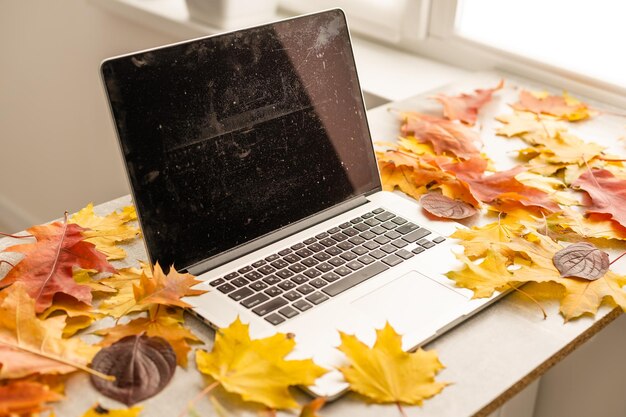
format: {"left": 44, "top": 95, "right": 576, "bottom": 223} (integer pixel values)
{"left": 81, "top": 403, "right": 143, "bottom": 417}
{"left": 300, "top": 397, "right": 326, "bottom": 417}
{"left": 552, "top": 242, "right": 609, "bottom": 281}
{"left": 338, "top": 322, "right": 447, "bottom": 405}
{"left": 0, "top": 283, "right": 100, "bottom": 379}
{"left": 450, "top": 220, "right": 525, "bottom": 259}
{"left": 432, "top": 79, "right": 503, "bottom": 125}
{"left": 512, "top": 90, "right": 593, "bottom": 121}
{"left": 420, "top": 192, "right": 478, "bottom": 219}
{"left": 70, "top": 203, "right": 140, "bottom": 260}
{"left": 96, "top": 306, "right": 201, "bottom": 366}
{"left": 446, "top": 250, "right": 514, "bottom": 298}
{"left": 98, "top": 267, "right": 150, "bottom": 318}
{"left": 1, "top": 217, "right": 114, "bottom": 312}
{"left": 496, "top": 111, "right": 567, "bottom": 143}
{"left": 74, "top": 269, "right": 116, "bottom": 294}
{"left": 40, "top": 294, "right": 102, "bottom": 337}
{"left": 133, "top": 263, "right": 206, "bottom": 309}
{"left": 90, "top": 334, "right": 176, "bottom": 406}
{"left": 401, "top": 112, "right": 482, "bottom": 159}
{"left": 548, "top": 210, "right": 626, "bottom": 241}
{"left": 0, "top": 381, "right": 62, "bottom": 416}
{"left": 574, "top": 168, "right": 626, "bottom": 228}
{"left": 195, "top": 317, "right": 327, "bottom": 409}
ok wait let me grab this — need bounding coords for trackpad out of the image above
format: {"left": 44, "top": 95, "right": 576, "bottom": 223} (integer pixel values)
{"left": 351, "top": 271, "right": 469, "bottom": 346}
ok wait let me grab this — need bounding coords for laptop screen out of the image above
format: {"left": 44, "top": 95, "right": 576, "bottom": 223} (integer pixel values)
{"left": 102, "top": 10, "right": 380, "bottom": 269}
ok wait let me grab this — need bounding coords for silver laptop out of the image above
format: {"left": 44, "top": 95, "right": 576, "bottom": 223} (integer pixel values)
{"left": 101, "top": 9, "right": 500, "bottom": 398}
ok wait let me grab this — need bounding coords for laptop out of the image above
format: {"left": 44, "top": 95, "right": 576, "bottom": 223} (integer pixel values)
{"left": 101, "top": 9, "right": 501, "bottom": 398}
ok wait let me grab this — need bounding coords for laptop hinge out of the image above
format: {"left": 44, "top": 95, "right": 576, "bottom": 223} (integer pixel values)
{"left": 187, "top": 195, "right": 370, "bottom": 276}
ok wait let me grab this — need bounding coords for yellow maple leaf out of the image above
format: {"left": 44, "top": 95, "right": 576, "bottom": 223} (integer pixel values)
{"left": 338, "top": 322, "right": 447, "bottom": 405}
{"left": 450, "top": 220, "right": 524, "bottom": 259}
{"left": 446, "top": 250, "right": 514, "bottom": 298}
{"left": 81, "top": 403, "right": 143, "bottom": 417}
{"left": 496, "top": 111, "right": 566, "bottom": 144}
{"left": 73, "top": 269, "right": 116, "bottom": 294}
{"left": 0, "top": 283, "right": 100, "bottom": 379}
{"left": 98, "top": 267, "right": 150, "bottom": 318}
{"left": 133, "top": 263, "right": 207, "bottom": 308}
{"left": 195, "top": 317, "right": 327, "bottom": 409}
{"left": 40, "top": 294, "right": 102, "bottom": 337}
{"left": 96, "top": 306, "right": 200, "bottom": 366}
{"left": 70, "top": 203, "right": 140, "bottom": 260}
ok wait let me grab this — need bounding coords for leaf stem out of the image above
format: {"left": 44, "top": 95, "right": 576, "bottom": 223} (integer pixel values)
{"left": 0, "top": 232, "right": 34, "bottom": 239}
{"left": 178, "top": 381, "right": 220, "bottom": 417}
{"left": 610, "top": 251, "right": 626, "bottom": 266}
{"left": 0, "top": 259, "right": 15, "bottom": 268}
{"left": 396, "top": 402, "right": 408, "bottom": 417}
{"left": 507, "top": 283, "right": 547, "bottom": 320}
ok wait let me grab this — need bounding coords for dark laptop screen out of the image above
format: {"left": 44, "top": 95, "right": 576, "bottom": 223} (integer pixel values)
{"left": 102, "top": 10, "right": 380, "bottom": 269}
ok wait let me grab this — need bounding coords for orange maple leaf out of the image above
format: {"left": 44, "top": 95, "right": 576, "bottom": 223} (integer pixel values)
{"left": 1, "top": 217, "right": 115, "bottom": 312}
{"left": 574, "top": 168, "right": 626, "bottom": 228}
{"left": 512, "top": 90, "right": 592, "bottom": 121}
{"left": 133, "top": 263, "right": 206, "bottom": 308}
{"left": 432, "top": 79, "right": 504, "bottom": 126}
{"left": 0, "top": 381, "right": 62, "bottom": 416}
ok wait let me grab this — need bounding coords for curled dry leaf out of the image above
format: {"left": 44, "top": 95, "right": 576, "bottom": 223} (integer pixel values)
{"left": 420, "top": 193, "right": 478, "bottom": 220}
{"left": 432, "top": 79, "right": 504, "bottom": 126}
{"left": 90, "top": 335, "right": 176, "bottom": 406}
{"left": 552, "top": 242, "right": 609, "bottom": 281}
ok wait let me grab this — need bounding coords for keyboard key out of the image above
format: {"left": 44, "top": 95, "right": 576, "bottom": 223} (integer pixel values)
{"left": 276, "top": 269, "right": 294, "bottom": 279}
{"left": 359, "top": 231, "right": 376, "bottom": 240}
{"left": 325, "top": 246, "right": 342, "bottom": 256}
{"left": 241, "top": 293, "right": 269, "bottom": 308}
{"left": 283, "top": 254, "right": 301, "bottom": 264}
{"left": 343, "top": 227, "right": 359, "bottom": 237}
{"left": 252, "top": 297, "right": 288, "bottom": 316}
{"left": 351, "top": 246, "right": 368, "bottom": 256}
{"left": 313, "top": 252, "right": 331, "bottom": 261}
{"left": 364, "top": 241, "right": 379, "bottom": 250}
{"left": 348, "top": 236, "right": 366, "bottom": 245}
{"left": 340, "top": 252, "right": 357, "bottom": 261}
{"left": 225, "top": 272, "right": 239, "bottom": 280}
{"left": 301, "top": 257, "right": 319, "bottom": 267}
{"left": 370, "top": 249, "right": 386, "bottom": 259}
{"left": 291, "top": 274, "right": 308, "bottom": 284}
{"left": 374, "top": 236, "right": 391, "bottom": 245}
{"left": 335, "top": 266, "right": 352, "bottom": 276}
{"left": 297, "top": 284, "right": 315, "bottom": 294}
{"left": 396, "top": 223, "right": 420, "bottom": 235}
{"left": 392, "top": 216, "right": 408, "bottom": 225}
{"left": 361, "top": 211, "right": 375, "bottom": 218}
{"left": 358, "top": 255, "right": 375, "bottom": 265}
{"left": 433, "top": 236, "right": 446, "bottom": 243}
{"left": 304, "top": 269, "right": 322, "bottom": 278}
{"left": 327, "top": 227, "right": 341, "bottom": 234}
{"left": 402, "top": 228, "right": 432, "bottom": 242}
{"left": 306, "top": 292, "right": 329, "bottom": 305}
{"left": 229, "top": 287, "right": 253, "bottom": 301}
{"left": 382, "top": 254, "right": 403, "bottom": 267}
{"left": 304, "top": 237, "right": 317, "bottom": 245}
{"left": 244, "top": 271, "right": 263, "bottom": 281}
{"left": 249, "top": 281, "right": 268, "bottom": 291}
{"left": 328, "top": 257, "right": 346, "bottom": 267}
{"left": 265, "top": 254, "right": 279, "bottom": 262}
{"left": 309, "top": 278, "right": 328, "bottom": 288}
{"left": 291, "top": 243, "right": 305, "bottom": 250}
{"left": 418, "top": 239, "right": 436, "bottom": 249}
{"left": 320, "top": 238, "right": 336, "bottom": 247}
{"left": 315, "top": 232, "right": 329, "bottom": 239}
{"left": 339, "top": 222, "right": 352, "bottom": 229}
{"left": 307, "top": 243, "right": 325, "bottom": 252}
{"left": 264, "top": 287, "right": 283, "bottom": 297}
{"left": 278, "top": 280, "right": 296, "bottom": 290}
{"left": 364, "top": 218, "right": 381, "bottom": 227}
{"left": 270, "top": 259, "right": 289, "bottom": 269}
{"left": 346, "top": 260, "right": 364, "bottom": 270}
{"left": 278, "top": 248, "right": 292, "bottom": 256}
{"left": 380, "top": 244, "right": 398, "bottom": 254}
{"left": 316, "top": 263, "right": 333, "bottom": 273}
{"left": 396, "top": 249, "right": 414, "bottom": 260}
{"left": 412, "top": 247, "right": 425, "bottom": 255}
{"left": 350, "top": 217, "right": 362, "bottom": 224}
{"left": 238, "top": 266, "right": 253, "bottom": 274}
{"left": 323, "top": 262, "right": 389, "bottom": 296}
{"left": 209, "top": 278, "right": 225, "bottom": 287}
{"left": 381, "top": 221, "right": 397, "bottom": 230}
{"left": 283, "top": 290, "right": 302, "bottom": 301}
{"left": 256, "top": 265, "right": 276, "bottom": 276}
{"left": 353, "top": 223, "right": 370, "bottom": 232}
{"left": 288, "top": 263, "right": 307, "bottom": 273}
{"left": 375, "top": 211, "right": 395, "bottom": 222}
{"left": 295, "top": 248, "right": 314, "bottom": 258}
{"left": 371, "top": 226, "right": 387, "bottom": 235}
{"left": 331, "top": 233, "right": 349, "bottom": 242}
{"left": 263, "top": 275, "right": 282, "bottom": 285}
{"left": 231, "top": 277, "right": 249, "bottom": 287}
{"left": 322, "top": 272, "right": 341, "bottom": 282}
{"left": 279, "top": 306, "right": 299, "bottom": 318}
{"left": 217, "top": 283, "right": 236, "bottom": 293}
{"left": 337, "top": 241, "right": 354, "bottom": 251}
{"left": 265, "top": 313, "right": 285, "bottom": 325}
{"left": 252, "top": 259, "right": 267, "bottom": 268}
{"left": 293, "top": 300, "right": 313, "bottom": 311}
{"left": 392, "top": 239, "right": 408, "bottom": 248}
{"left": 385, "top": 230, "right": 401, "bottom": 240}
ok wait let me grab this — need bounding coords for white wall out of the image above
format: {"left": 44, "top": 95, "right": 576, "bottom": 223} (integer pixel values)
{"left": 0, "top": 0, "right": 180, "bottom": 232}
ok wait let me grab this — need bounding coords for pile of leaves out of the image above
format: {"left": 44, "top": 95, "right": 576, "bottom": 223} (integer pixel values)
{"left": 0, "top": 201, "right": 446, "bottom": 416}
{"left": 377, "top": 80, "right": 626, "bottom": 320}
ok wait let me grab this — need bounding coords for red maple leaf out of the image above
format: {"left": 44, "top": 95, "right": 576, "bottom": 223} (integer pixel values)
{"left": 574, "top": 168, "right": 626, "bottom": 228}
{"left": 1, "top": 217, "right": 115, "bottom": 312}
{"left": 401, "top": 112, "right": 482, "bottom": 160}
{"left": 432, "top": 79, "right": 504, "bottom": 126}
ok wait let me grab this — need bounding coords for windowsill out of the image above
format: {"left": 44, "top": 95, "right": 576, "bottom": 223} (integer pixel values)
{"left": 87, "top": 0, "right": 469, "bottom": 106}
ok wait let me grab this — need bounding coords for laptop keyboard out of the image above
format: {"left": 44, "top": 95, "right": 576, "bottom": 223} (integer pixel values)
{"left": 208, "top": 208, "right": 445, "bottom": 326}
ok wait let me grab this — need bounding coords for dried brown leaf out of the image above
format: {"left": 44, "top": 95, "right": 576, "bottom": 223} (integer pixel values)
{"left": 552, "top": 242, "right": 609, "bottom": 281}
{"left": 420, "top": 193, "right": 478, "bottom": 219}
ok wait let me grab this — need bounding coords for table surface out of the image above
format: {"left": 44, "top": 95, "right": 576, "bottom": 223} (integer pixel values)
{"left": 3, "top": 72, "right": 625, "bottom": 417}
